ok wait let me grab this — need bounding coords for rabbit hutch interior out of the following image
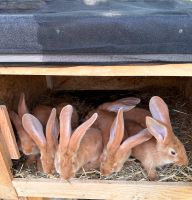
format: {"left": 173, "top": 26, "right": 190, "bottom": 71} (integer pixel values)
{"left": 0, "top": 0, "right": 192, "bottom": 200}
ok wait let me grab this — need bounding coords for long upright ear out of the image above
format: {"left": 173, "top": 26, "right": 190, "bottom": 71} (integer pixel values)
{"left": 69, "top": 113, "right": 98, "bottom": 153}
{"left": 46, "top": 108, "right": 59, "bottom": 148}
{"left": 146, "top": 116, "right": 168, "bottom": 143}
{"left": 9, "top": 111, "right": 22, "bottom": 129}
{"left": 118, "top": 128, "right": 152, "bottom": 154}
{"left": 59, "top": 105, "right": 73, "bottom": 152}
{"left": 22, "top": 113, "right": 46, "bottom": 150}
{"left": 149, "top": 96, "right": 171, "bottom": 125}
{"left": 99, "top": 102, "right": 135, "bottom": 112}
{"left": 18, "top": 93, "right": 29, "bottom": 118}
{"left": 116, "top": 97, "right": 141, "bottom": 106}
{"left": 9, "top": 111, "right": 27, "bottom": 141}
{"left": 107, "top": 108, "right": 124, "bottom": 152}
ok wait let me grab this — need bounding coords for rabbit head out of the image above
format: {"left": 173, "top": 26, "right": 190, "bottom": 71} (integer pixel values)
{"left": 146, "top": 96, "right": 188, "bottom": 166}
{"left": 10, "top": 93, "right": 39, "bottom": 155}
{"left": 22, "top": 108, "right": 59, "bottom": 174}
{"left": 55, "top": 105, "right": 98, "bottom": 180}
{"left": 100, "top": 108, "right": 151, "bottom": 176}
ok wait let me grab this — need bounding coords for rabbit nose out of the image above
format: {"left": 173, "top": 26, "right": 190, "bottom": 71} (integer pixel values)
{"left": 62, "top": 174, "right": 71, "bottom": 180}
{"left": 62, "top": 172, "right": 74, "bottom": 180}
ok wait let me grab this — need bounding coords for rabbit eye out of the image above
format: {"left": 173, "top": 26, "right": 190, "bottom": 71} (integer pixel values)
{"left": 171, "top": 150, "right": 176, "bottom": 155}
{"left": 170, "top": 149, "right": 176, "bottom": 156}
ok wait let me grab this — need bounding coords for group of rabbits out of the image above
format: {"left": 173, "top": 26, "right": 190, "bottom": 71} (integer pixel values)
{"left": 10, "top": 93, "right": 189, "bottom": 181}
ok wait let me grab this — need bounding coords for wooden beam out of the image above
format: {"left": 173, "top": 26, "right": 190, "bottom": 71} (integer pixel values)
{"left": 0, "top": 105, "right": 20, "bottom": 159}
{"left": 12, "top": 178, "right": 192, "bottom": 200}
{"left": 0, "top": 140, "right": 18, "bottom": 199}
{"left": 0, "top": 64, "right": 192, "bottom": 76}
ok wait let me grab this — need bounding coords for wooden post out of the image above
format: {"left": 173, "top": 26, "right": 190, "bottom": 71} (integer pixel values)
{"left": 46, "top": 76, "right": 53, "bottom": 89}
{"left": 0, "top": 138, "right": 18, "bottom": 199}
{"left": 0, "top": 105, "right": 20, "bottom": 159}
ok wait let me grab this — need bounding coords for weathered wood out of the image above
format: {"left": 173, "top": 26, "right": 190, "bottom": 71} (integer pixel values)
{"left": 0, "top": 105, "right": 20, "bottom": 159}
{"left": 0, "top": 64, "right": 192, "bottom": 76}
{"left": 0, "top": 140, "right": 18, "bottom": 199}
{"left": 12, "top": 178, "right": 192, "bottom": 200}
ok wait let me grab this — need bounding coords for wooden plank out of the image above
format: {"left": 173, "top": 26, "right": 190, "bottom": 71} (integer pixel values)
{"left": 0, "top": 105, "right": 20, "bottom": 159}
{"left": 0, "top": 64, "right": 192, "bottom": 76}
{"left": 0, "top": 140, "right": 18, "bottom": 199}
{"left": 19, "top": 197, "right": 46, "bottom": 200}
{"left": 12, "top": 178, "right": 192, "bottom": 200}
{"left": 0, "top": 129, "right": 12, "bottom": 167}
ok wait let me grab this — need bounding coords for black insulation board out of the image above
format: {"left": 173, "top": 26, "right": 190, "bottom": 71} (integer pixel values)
{"left": 0, "top": 0, "right": 192, "bottom": 63}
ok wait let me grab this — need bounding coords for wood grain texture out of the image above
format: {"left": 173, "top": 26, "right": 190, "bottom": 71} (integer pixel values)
{"left": 0, "top": 140, "right": 18, "bottom": 199}
{"left": 12, "top": 178, "right": 192, "bottom": 200}
{"left": 0, "top": 105, "right": 20, "bottom": 159}
{"left": 0, "top": 64, "right": 192, "bottom": 76}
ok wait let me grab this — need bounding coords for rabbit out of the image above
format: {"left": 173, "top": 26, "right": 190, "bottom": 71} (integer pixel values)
{"left": 33, "top": 102, "right": 79, "bottom": 130}
{"left": 129, "top": 96, "right": 189, "bottom": 180}
{"left": 9, "top": 93, "right": 40, "bottom": 157}
{"left": 98, "top": 97, "right": 150, "bottom": 128}
{"left": 100, "top": 108, "right": 152, "bottom": 176}
{"left": 86, "top": 97, "right": 141, "bottom": 147}
{"left": 54, "top": 105, "right": 103, "bottom": 180}
{"left": 100, "top": 96, "right": 189, "bottom": 180}
{"left": 10, "top": 93, "right": 79, "bottom": 156}
{"left": 22, "top": 108, "right": 59, "bottom": 174}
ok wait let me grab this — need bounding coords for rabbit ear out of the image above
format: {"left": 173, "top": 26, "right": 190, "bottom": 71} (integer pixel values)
{"left": 69, "top": 113, "right": 98, "bottom": 153}
{"left": 107, "top": 108, "right": 124, "bottom": 152}
{"left": 116, "top": 97, "right": 141, "bottom": 106}
{"left": 9, "top": 111, "right": 22, "bottom": 129}
{"left": 22, "top": 113, "right": 46, "bottom": 150}
{"left": 18, "top": 93, "right": 29, "bottom": 118}
{"left": 146, "top": 116, "right": 168, "bottom": 143}
{"left": 46, "top": 108, "right": 59, "bottom": 148}
{"left": 149, "top": 96, "right": 171, "bottom": 125}
{"left": 99, "top": 102, "right": 135, "bottom": 112}
{"left": 118, "top": 129, "right": 152, "bottom": 154}
{"left": 59, "top": 105, "right": 73, "bottom": 152}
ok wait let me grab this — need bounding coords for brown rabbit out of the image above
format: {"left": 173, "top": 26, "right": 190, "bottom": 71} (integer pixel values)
{"left": 33, "top": 102, "right": 79, "bottom": 130}
{"left": 101, "top": 96, "right": 189, "bottom": 180}
{"left": 22, "top": 108, "right": 59, "bottom": 174}
{"left": 9, "top": 93, "right": 40, "bottom": 156}
{"left": 130, "top": 96, "right": 189, "bottom": 180}
{"left": 100, "top": 108, "right": 152, "bottom": 176}
{"left": 86, "top": 97, "right": 140, "bottom": 147}
{"left": 10, "top": 93, "right": 79, "bottom": 156}
{"left": 99, "top": 97, "right": 150, "bottom": 128}
{"left": 55, "top": 105, "right": 103, "bottom": 180}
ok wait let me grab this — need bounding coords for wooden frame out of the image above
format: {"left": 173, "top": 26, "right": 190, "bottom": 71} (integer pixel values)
{"left": 0, "top": 64, "right": 192, "bottom": 200}
{"left": 0, "top": 63, "right": 192, "bottom": 76}
{"left": 12, "top": 179, "right": 192, "bottom": 200}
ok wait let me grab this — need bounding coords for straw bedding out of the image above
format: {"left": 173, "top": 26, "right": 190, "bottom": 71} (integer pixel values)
{"left": 12, "top": 87, "right": 192, "bottom": 182}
